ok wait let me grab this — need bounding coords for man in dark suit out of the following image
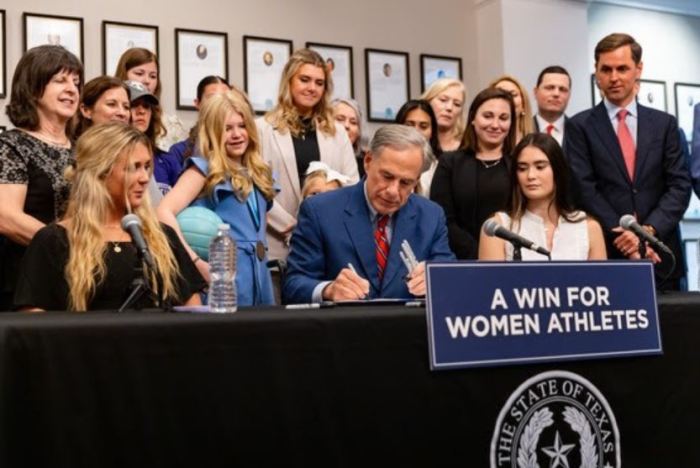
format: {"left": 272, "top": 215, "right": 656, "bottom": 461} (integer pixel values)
{"left": 283, "top": 125, "right": 455, "bottom": 304}
{"left": 567, "top": 33, "right": 691, "bottom": 290}
{"left": 533, "top": 65, "right": 571, "bottom": 151}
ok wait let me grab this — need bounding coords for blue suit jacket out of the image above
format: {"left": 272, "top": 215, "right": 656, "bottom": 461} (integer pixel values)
{"left": 282, "top": 182, "right": 455, "bottom": 303}
{"left": 690, "top": 103, "right": 700, "bottom": 197}
{"left": 567, "top": 102, "right": 691, "bottom": 279}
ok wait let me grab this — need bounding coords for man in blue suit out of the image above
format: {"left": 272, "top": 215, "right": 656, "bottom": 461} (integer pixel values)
{"left": 283, "top": 125, "right": 455, "bottom": 304}
{"left": 567, "top": 33, "right": 691, "bottom": 290}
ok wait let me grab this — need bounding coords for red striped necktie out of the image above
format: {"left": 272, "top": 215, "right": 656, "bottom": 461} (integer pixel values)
{"left": 546, "top": 124, "right": 555, "bottom": 135}
{"left": 375, "top": 215, "right": 390, "bottom": 281}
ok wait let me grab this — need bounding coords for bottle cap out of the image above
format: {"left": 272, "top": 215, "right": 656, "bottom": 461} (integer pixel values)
{"left": 218, "top": 223, "right": 230, "bottom": 230}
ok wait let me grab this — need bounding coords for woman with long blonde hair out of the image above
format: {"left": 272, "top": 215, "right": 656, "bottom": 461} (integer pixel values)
{"left": 14, "top": 123, "right": 205, "bottom": 311}
{"left": 421, "top": 78, "right": 466, "bottom": 152}
{"left": 158, "top": 90, "right": 277, "bottom": 306}
{"left": 489, "top": 74, "right": 535, "bottom": 144}
{"left": 257, "top": 48, "right": 358, "bottom": 263}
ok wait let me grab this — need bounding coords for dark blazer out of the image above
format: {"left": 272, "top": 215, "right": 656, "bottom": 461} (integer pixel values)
{"left": 567, "top": 102, "right": 691, "bottom": 282}
{"left": 430, "top": 149, "right": 511, "bottom": 259}
{"left": 282, "top": 182, "right": 455, "bottom": 303}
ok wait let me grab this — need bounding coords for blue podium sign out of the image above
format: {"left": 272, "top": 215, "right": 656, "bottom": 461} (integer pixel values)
{"left": 425, "top": 261, "right": 661, "bottom": 370}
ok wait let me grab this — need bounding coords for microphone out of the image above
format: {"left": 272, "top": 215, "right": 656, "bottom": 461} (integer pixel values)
{"left": 619, "top": 214, "right": 672, "bottom": 255}
{"left": 483, "top": 219, "right": 551, "bottom": 257}
{"left": 121, "top": 214, "right": 155, "bottom": 269}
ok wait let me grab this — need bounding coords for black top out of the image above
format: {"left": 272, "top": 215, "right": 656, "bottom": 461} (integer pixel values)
{"left": 430, "top": 149, "right": 510, "bottom": 259}
{"left": 292, "top": 118, "right": 321, "bottom": 186}
{"left": 0, "top": 130, "right": 74, "bottom": 308}
{"left": 13, "top": 223, "right": 207, "bottom": 311}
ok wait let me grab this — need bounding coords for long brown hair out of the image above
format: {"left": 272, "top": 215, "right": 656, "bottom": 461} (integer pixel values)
{"left": 75, "top": 76, "right": 129, "bottom": 138}
{"left": 114, "top": 48, "right": 162, "bottom": 97}
{"left": 460, "top": 88, "right": 517, "bottom": 156}
{"left": 264, "top": 48, "right": 336, "bottom": 137}
{"left": 506, "top": 132, "right": 580, "bottom": 226}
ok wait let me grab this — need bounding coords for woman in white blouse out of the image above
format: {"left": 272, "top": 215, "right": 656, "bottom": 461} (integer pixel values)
{"left": 479, "top": 132, "right": 607, "bottom": 261}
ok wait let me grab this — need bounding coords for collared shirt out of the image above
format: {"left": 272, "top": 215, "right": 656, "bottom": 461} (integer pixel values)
{"left": 535, "top": 114, "right": 566, "bottom": 146}
{"left": 310, "top": 181, "right": 396, "bottom": 302}
{"left": 604, "top": 98, "right": 638, "bottom": 146}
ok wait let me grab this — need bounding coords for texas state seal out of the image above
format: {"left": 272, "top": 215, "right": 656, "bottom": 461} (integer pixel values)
{"left": 490, "top": 370, "right": 621, "bottom": 468}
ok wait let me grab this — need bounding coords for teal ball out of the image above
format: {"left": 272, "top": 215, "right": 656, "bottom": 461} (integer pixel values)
{"left": 176, "top": 207, "right": 224, "bottom": 261}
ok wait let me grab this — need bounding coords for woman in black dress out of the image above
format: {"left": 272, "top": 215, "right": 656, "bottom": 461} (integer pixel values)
{"left": 430, "top": 88, "right": 516, "bottom": 259}
{"left": 14, "top": 123, "right": 205, "bottom": 311}
{"left": 0, "top": 45, "right": 83, "bottom": 309}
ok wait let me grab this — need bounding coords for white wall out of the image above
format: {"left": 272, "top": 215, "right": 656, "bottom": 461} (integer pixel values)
{"left": 0, "top": 0, "right": 478, "bottom": 133}
{"left": 500, "top": 0, "right": 590, "bottom": 114}
{"left": 588, "top": 2, "right": 700, "bottom": 115}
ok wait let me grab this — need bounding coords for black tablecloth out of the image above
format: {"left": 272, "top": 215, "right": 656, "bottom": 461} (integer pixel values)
{"left": 1, "top": 293, "right": 699, "bottom": 467}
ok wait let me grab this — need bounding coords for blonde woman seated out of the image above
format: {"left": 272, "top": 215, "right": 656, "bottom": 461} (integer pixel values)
{"left": 301, "top": 161, "right": 350, "bottom": 199}
{"left": 14, "top": 123, "right": 205, "bottom": 311}
{"left": 479, "top": 133, "right": 607, "bottom": 261}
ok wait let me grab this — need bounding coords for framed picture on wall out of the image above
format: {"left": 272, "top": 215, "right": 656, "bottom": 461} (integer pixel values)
{"left": 102, "top": 21, "right": 159, "bottom": 75}
{"left": 365, "top": 48, "right": 409, "bottom": 122}
{"left": 674, "top": 82, "right": 700, "bottom": 142}
{"left": 23, "top": 13, "right": 84, "bottom": 62}
{"left": 0, "top": 10, "right": 6, "bottom": 99}
{"left": 420, "top": 54, "right": 462, "bottom": 92}
{"left": 244, "top": 36, "right": 293, "bottom": 114}
{"left": 590, "top": 74, "right": 603, "bottom": 106}
{"left": 175, "top": 28, "right": 229, "bottom": 111}
{"left": 637, "top": 79, "right": 667, "bottom": 112}
{"left": 306, "top": 42, "right": 354, "bottom": 100}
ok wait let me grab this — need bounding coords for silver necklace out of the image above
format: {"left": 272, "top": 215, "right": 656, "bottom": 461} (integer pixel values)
{"left": 478, "top": 158, "right": 502, "bottom": 169}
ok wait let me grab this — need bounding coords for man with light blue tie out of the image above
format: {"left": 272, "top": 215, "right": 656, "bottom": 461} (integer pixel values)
{"left": 283, "top": 125, "right": 455, "bottom": 304}
{"left": 567, "top": 33, "right": 690, "bottom": 290}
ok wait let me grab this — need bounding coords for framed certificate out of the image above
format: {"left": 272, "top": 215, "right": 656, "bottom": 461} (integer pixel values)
{"left": 244, "top": 35, "right": 293, "bottom": 114}
{"left": 0, "top": 10, "right": 5, "bottom": 98}
{"left": 674, "top": 82, "right": 700, "bottom": 142}
{"left": 365, "top": 48, "right": 410, "bottom": 122}
{"left": 102, "top": 21, "right": 158, "bottom": 75}
{"left": 175, "top": 28, "right": 229, "bottom": 110}
{"left": 23, "top": 12, "right": 84, "bottom": 62}
{"left": 637, "top": 79, "right": 667, "bottom": 112}
{"left": 420, "top": 54, "right": 462, "bottom": 92}
{"left": 306, "top": 42, "right": 354, "bottom": 100}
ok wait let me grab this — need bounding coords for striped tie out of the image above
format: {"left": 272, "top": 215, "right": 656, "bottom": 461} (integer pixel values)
{"left": 375, "top": 215, "right": 390, "bottom": 281}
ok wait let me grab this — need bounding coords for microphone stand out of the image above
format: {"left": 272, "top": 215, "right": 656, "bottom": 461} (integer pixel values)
{"left": 118, "top": 259, "right": 153, "bottom": 312}
{"left": 512, "top": 244, "right": 522, "bottom": 262}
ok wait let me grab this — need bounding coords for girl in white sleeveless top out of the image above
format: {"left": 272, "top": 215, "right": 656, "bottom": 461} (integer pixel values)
{"left": 479, "top": 133, "right": 607, "bottom": 261}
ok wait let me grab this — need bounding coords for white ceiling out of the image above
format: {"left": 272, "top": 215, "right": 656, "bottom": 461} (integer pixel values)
{"left": 590, "top": 0, "right": 700, "bottom": 17}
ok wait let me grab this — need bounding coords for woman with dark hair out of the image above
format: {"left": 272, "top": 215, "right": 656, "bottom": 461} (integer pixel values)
{"left": 75, "top": 76, "right": 130, "bottom": 138}
{"left": 166, "top": 75, "right": 231, "bottom": 165}
{"left": 258, "top": 48, "right": 359, "bottom": 262}
{"left": 15, "top": 123, "right": 205, "bottom": 311}
{"left": 0, "top": 45, "right": 83, "bottom": 309}
{"left": 430, "top": 88, "right": 516, "bottom": 259}
{"left": 479, "top": 133, "right": 606, "bottom": 260}
{"left": 115, "top": 47, "right": 187, "bottom": 150}
{"left": 395, "top": 99, "right": 441, "bottom": 196}
{"left": 125, "top": 80, "right": 180, "bottom": 196}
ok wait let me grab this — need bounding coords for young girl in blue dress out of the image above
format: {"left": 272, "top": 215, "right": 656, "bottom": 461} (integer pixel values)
{"left": 158, "top": 90, "right": 276, "bottom": 305}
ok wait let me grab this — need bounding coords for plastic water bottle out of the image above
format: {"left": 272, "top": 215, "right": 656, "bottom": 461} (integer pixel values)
{"left": 208, "top": 224, "right": 237, "bottom": 313}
